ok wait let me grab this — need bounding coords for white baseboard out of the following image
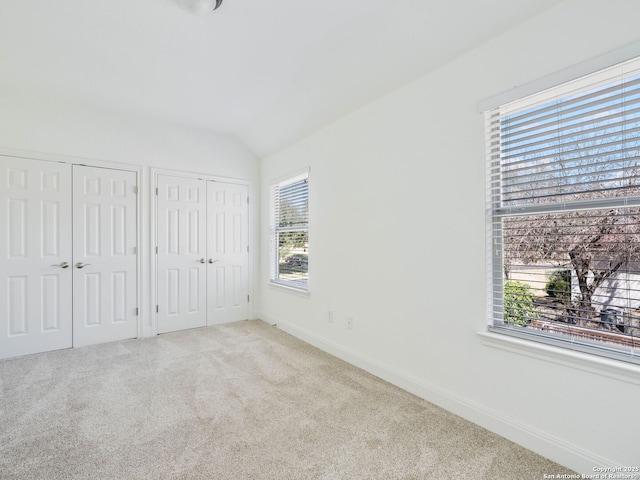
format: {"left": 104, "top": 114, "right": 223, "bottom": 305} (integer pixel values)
{"left": 258, "top": 314, "right": 615, "bottom": 474}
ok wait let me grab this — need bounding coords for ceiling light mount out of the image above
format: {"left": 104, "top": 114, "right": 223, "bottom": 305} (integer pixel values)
{"left": 183, "top": 0, "right": 223, "bottom": 15}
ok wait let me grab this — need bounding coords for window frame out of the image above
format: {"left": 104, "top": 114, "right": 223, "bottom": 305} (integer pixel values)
{"left": 269, "top": 168, "right": 310, "bottom": 293}
{"left": 484, "top": 56, "right": 640, "bottom": 366}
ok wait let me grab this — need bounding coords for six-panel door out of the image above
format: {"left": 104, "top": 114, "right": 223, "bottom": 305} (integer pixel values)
{"left": 156, "top": 175, "right": 208, "bottom": 333}
{"left": 207, "top": 182, "right": 249, "bottom": 325}
{"left": 0, "top": 157, "right": 73, "bottom": 359}
{"left": 72, "top": 165, "right": 138, "bottom": 347}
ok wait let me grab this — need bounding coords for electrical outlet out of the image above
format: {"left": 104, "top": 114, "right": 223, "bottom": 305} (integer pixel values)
{"left": 327, "top": 311, "right": 334, "bottom": 323}
{"left": 346, "top": 317, "right": 353, "bottom": 330}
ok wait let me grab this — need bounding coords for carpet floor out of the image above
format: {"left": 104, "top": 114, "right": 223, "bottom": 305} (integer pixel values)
{"left": 0, "top": 320, "right": 574, "bottom": 479}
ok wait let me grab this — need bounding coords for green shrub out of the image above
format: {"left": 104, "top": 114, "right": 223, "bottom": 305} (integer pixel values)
{"left": 504, "top": 280, "right": 539, "bottom": 327}
{"left": 545, "top": 270, "right": 571, "bottom": 302}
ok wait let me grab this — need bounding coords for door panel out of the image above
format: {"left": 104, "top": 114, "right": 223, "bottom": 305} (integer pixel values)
{"left": 157, "top": 175, "right": 207, "bottom": 333}
{"left": 72, "top": 165, "right": 137, "bottom": 347}
{"left": 0, "top": 157, "right": 72, "bottom": 359}
{"left": 207, "top": 182, "right": 249, "bottom": 325}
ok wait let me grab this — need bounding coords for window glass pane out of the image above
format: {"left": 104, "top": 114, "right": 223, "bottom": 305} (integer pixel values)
{"left": 278, "top": 179, "right": 309, "bottom": 228}
{"left": 277, "top": 231, "right": 308, "bottom": 288}
{"left": 500, "top": 72, "right": 640, "bottom": 207}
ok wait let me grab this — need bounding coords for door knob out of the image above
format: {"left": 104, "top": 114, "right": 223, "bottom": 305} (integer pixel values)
{"left": 199, "top": 258, "right": 206, "bottom": 264}
{"left": 53, "top": 261, "right": 70, "bottom": 269}
{"left": 75, "top": 262, "right": 91, "bottom": 269}
{"left": 208, "top": 258, "right": 218, "bottom": 264}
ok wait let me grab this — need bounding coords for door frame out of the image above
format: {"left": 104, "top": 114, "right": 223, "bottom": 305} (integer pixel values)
{"left": 0, "top": 148, "right": 144, "bottom": 340}
{"left": 150, "top": 168, "right": 253, "bottom": 335}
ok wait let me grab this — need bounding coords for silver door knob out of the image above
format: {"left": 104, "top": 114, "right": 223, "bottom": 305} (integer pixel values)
{"left": 208, "top": 258, "right": 218, "bottom": 264}
{"left": 75, "top": 262, "right": 91, "bottom": 269}
{"left": 199, "top": 258, "right": 206, "bottom": 264}
{"left": 53, "top": 262, "right": 70, "bottom": 269}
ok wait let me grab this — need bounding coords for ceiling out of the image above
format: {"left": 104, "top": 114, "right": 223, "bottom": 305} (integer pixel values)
{"left": 0, "top": 0, "right": 563, "bottom": 157}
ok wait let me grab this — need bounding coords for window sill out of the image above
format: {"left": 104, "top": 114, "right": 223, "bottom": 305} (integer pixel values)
{"left": 268, "top": 281, "right": 310, "bottom": 298}
{"left": 478, "top": 329, "right": 640, "bottom": 386}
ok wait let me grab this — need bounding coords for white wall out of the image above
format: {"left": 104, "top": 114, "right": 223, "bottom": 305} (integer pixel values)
{"left": 258, "top": 0, "right": 640, "bottom": 473}
{"left": 0, "top": 86, "right": 260, "bottom": 334}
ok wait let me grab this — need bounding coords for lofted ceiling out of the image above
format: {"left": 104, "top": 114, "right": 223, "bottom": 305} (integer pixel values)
{"left": 0, "top": 0, "right": 563, "bottom": 157}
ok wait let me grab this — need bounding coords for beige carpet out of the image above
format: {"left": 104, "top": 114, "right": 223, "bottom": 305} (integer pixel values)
{"left": 0, "top": 320, "right": 574, "bottom": 479}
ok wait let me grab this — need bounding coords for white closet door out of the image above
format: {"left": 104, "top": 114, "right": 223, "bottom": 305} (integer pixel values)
{"left": 157, "top": 175, "right": 207, "bottom": 333}
{"left": 0, "top": 157, "right": 73, "bottom": 359}
{"left": 207, "top": 182, "right": 249, "bottom": 325}
{"left": 72, "top": 165, "right": 138, "bottom": 347}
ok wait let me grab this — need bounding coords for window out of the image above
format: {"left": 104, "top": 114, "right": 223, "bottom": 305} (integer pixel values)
{"left": 269, "top": 170, "right": 309, "bottom": 291}
{"left": 486, "top": 56, "right": 640, "bottom": 364}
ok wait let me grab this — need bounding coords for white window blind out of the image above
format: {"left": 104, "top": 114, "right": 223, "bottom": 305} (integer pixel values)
{"left": 269, "top": 170, "right": 309, "bottom": 291}
{"left": 486, "top": 56, "right": 640, "bottom": 364}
